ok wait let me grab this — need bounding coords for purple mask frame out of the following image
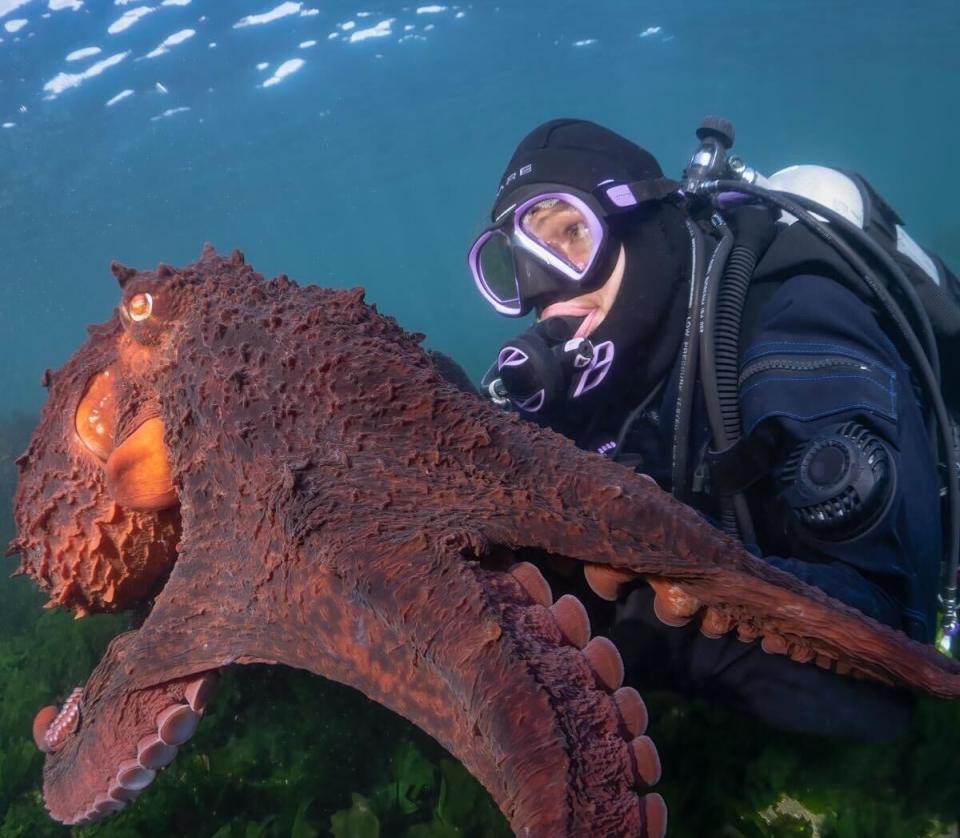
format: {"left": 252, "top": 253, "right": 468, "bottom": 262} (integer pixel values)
{"left": 468, "top": 191, "right": 607, "bottom": 317}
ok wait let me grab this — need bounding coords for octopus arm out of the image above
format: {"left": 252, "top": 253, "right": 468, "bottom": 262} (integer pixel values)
{"left": 41, "top": 535, "right": 667, "bottom": 836}
{"left": 449, "top": 415, "right": 960, "bottom": 698}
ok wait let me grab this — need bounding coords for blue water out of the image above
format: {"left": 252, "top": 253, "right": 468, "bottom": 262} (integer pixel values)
{"left": 1, "top": 0, "right": 958, "bottom": 414}
{"left": 1, "top": 3, "right": 960, "bottom": 834}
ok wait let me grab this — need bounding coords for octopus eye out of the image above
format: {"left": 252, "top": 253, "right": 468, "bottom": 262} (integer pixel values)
{"left": 127, "top": 293, "right": 153, "bottom": 322}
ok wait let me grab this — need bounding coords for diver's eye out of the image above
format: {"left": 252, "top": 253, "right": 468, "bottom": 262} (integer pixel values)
{"left": 127, "top": 293, "right": 153, "bottom": 322}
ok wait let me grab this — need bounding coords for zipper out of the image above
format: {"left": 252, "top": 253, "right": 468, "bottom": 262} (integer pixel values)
{"left": 739, "top": 354, "right": 870, "bottom": 387}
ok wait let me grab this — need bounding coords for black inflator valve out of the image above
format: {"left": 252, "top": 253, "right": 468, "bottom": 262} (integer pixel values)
{"left": 779, "top": 421, "right": 895, "bottom": 541}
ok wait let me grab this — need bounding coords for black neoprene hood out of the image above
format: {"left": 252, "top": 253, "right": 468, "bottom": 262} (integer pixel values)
{"left": 493, "top": 119, "right": 665, "bottom": 218}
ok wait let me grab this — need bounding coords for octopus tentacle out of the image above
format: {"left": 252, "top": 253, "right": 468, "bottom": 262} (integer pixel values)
{"left": 37, "top": 538, "right": 669, "bottom": 836}
{"left": 465, "top": 562, "right": 666, "bottom": 836}
{"left": 460, "top": 448, "right": 960, "bottom": 696}
{"left": 42, "top": 657, "right": 217, "bottom": 825}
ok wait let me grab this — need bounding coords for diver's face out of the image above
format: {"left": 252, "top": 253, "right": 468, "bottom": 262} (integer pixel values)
{"left": 538, "top": 244, "right": 625, "bottom": 339}
{"left": 521, "top": 198, "right": 594, "bottom": 270}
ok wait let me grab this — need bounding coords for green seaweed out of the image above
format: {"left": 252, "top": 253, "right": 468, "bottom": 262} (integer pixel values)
{"left": 1, "top": 409, "right": 958, "bottom": 837}
{"left": 330, "top": 794, "right": 379, "bottom": 838}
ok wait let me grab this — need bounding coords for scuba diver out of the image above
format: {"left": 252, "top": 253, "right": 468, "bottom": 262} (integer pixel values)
{"left": 467, "top": 118, "right": 960, "bottom": 740}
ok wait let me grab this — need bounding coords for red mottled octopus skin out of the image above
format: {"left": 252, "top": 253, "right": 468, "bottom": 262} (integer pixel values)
{"left": 10, "top": 246, "right": 960, "bottom": 836}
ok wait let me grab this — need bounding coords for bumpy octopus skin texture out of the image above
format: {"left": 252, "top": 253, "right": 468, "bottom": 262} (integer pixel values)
{"left": 10, "top": 246, "right": 960, "bottom": 836}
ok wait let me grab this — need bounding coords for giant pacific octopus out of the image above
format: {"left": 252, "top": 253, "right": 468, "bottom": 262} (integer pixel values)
{"left": 10, "top": 246, "right": 960, "bottom": 836}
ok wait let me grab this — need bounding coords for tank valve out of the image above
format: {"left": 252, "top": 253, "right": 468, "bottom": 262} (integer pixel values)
{"left": 683, "top": 116, "right": 736, "bottom": 194}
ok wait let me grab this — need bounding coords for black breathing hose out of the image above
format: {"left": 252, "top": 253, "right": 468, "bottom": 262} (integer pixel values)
{"left": 670, "top": 220, "right": 707, "bottom": 503}
{"left": 698, "top": 219, "right": 733, "bottom": 456}
{"left": 702, "top": 179, "right": 959, "bottom": 634}
{"left": 612, "top": 379, "right": 666, "bottom": 461}
{"left": 715, "top": 241, "right": 758, "bottom": 439}
{"left": 698, "top": 217, "right": 757, "bottom": 543}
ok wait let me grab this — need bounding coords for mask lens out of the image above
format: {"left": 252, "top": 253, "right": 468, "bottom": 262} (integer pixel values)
{"left": 477, "top": 232, "right": 519, "bottom": 305}
{"left": 519, "top": 197, "right": 596, "bottom": 273}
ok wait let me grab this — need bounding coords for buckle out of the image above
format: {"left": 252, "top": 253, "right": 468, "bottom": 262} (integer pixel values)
{"left": 596, "top": 177, "right": 683, "bottom": 211}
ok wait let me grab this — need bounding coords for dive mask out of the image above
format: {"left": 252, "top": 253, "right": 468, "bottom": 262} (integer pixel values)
{"left": 468, "top": 178, "right": 681, "bottom": 317}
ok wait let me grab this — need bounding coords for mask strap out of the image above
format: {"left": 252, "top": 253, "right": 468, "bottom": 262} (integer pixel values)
{"left": 595, "top": 177, "right": 683, "bottom": 213}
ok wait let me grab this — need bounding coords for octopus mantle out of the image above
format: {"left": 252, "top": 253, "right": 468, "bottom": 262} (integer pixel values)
{"left": 10, "top": 246, "right": 960, "bottom": 836}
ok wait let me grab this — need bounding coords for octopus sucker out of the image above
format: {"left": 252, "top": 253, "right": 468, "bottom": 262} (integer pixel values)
{"left": 549, "top": 594, "right": 591, "bottom": 649}
{"left": 508, "top": 561, "right": 553, "bottom": 607}
{"left": 155, "top": 704, "right": 199, "bottom": 746}
{"left": 627, "top": 735, "right": 662, "bottom": 787}
{"left": 584, "top": 563, "right": 636, "bottom": 601}
{"left": 647, "top": 577, "right": 702, "bottom": 628}
{"left": 33, "top": 687, "right": 82, "bottom": 753}
{"left": 641, "top": 793, "right": 668, "bottom": 838}
{"left": 613, "top": 686, "right": 648, "bottom": 738}
{"left": 760, "top": 633, "right": 790, "bottom": 656}
{"left": 136, "top": 733, "right": 178, "bottom": 770}
{"left": 582, "top": 636, "right": 625, "bottom": 691}
{"left": 32, "top": 706, "right": 61, "bottom": 753}
{"left": 699, "top": 606, "right": 735, "bottom": 639}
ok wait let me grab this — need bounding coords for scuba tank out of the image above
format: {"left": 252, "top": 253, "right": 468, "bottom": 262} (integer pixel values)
{"left": 682, "top": 117, "right": 960, "bottom": 656}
